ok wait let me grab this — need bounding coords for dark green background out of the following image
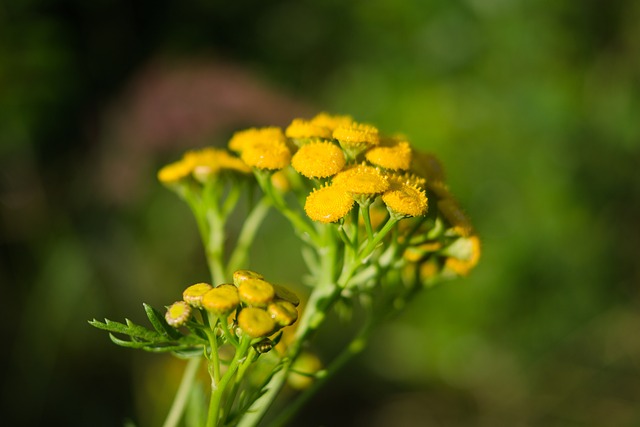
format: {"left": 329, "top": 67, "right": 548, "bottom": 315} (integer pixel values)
{"left": 2, "top": 0, "right": 639, "bottom": 426}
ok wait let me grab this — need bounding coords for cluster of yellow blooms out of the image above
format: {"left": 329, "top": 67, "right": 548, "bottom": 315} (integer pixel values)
{"left": 165, "top": 270, "right": 299, "bottom": 339}
{"left": 157, "top": 112, "right": 480, "bottom": 278}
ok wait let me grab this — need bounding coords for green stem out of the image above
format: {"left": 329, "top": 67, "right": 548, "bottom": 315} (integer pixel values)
{"left": 236, "top": 228, "right": 341, "bottom": 427}
{"left": 207, "top": 335, "right": 252, "bottom": 427}
{"left": 162, "top": 357, "right": 202, "bottom": 427}
{"left": 360, "top": 203, "right": 375, "bottom": 242}
{"left": 254, "top": 170, "right": 320, "bottom": 245}
{"left": 227, "top": 197, "right": 271, "bottom": 275}
{"left": 268, "top": 321, "right": 374, "bottom": 427}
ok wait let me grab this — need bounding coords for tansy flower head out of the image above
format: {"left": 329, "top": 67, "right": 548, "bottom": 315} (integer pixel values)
{"left": 165, "top": 301, "right": 192, "bottom": 328}
{"left": 412, "top": 151, "right": 446, "bottom": 183}
{"left": 444, "top": 235, "right": 481, "bottom": 276}
{"left": 304, "top": 184, "right": 355, "bottom": 223}
{"left": 273, "top": 283, "right": 300, "bottom": 306}
{"left": 437, "top": 199, "right": 474, "bottom": 237}
{"left": 238, "top": 307, "right": 275, "bottom": 338}
{"left": 233, "top": 270, "right": 264, "bottom": 286}
{"left": 291, "top": 141, "right": 346, "bottom": 178}
{"left": 183, "top": 282, "right": 213, "bottom": 308}
{"left": 331, "top": 164, "right": 389, "bottom": 195}
{"left": 285, "top": 118, "right": 333, "bottom": 140}
{"left": 267, "top": 301, "right": 298, "bottom": 327}
{"left": 333, "top": 122, "right": 380, "bottom": 158}
{"left": 365, "top": 138, "right": 412, "bottom": 171}
{"left": 238, "top": 278, "right": 275, "bottom": 307}
{"left": 287, "top": 352, "right": 323, "bottom": 390}
{"left": 241, "top": 139, "right": 291, "bottom": 170}
{"left": 382, "top": 179, "right": 428, "bottom": 218}
{"left": 228, "top": 127, "right": 285, "bottom": 153}
{"left": 186, "top": 147, "right": 252, "bottom": 181}
{"left": 202, "top": 284, "right": 240, "bottom": 315}
{"left": 310, "top": 112, "right": 353, "bottom": 131}
{"left": 158, "top": 159, "right": 193, "bottom": 184}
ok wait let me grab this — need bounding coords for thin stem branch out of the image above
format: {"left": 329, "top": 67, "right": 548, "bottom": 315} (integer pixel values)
{"left": 162, "top": 357, "right": 202, "bottom": 427}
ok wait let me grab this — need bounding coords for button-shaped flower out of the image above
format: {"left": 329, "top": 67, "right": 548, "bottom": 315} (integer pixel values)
{"left": 183, "top": 282, "right": 213, "bottom": 308}
{"left": 365, "top": 139, "right": 412, "bottom": 171}
{"left": 238, "top": 307, "right": 275, "bottom": 338}
{"left": 202, "top": 284, "right": 240, "bottom": 315}
{"left": 291, "top": 141, "right": 346, "bottom": 179}
{"left": 165, "top": 301, "right": 192, "bottom": 328}
{"left": 238, "top": 278, "right": 275, "bottom": 307}
{"left": 304, "top": 184, "right": 355, "bottom": 223}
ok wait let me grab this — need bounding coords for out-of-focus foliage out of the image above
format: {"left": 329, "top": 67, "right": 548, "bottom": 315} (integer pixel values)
{"left": 1, "top": 0, "right": 639, "bottom": 426}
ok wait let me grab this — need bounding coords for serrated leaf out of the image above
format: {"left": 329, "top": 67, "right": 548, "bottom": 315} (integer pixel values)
{"left": 144, "top": 303, "right": 183, "bottom": 340}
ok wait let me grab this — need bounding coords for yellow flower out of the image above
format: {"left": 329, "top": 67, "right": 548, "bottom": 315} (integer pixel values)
{"left": 271, "top": 170, "right": 291, "bottom": 192}
{"left": 238, "top": 278, "right": 275, "bottom": 307}
{"left": 285, "top": 118, "right": 333, "bottom": 139}
{"left": 444, "top": 235, "right": 481, "bottom": 276}
{"left": 228, "top": 127, "right": 285, "bottom": 153}
{"left": 188, "top": 147, "right": 252, "bottom": 180}
{"left": 183, "top": 282, "right": 213, "bottom": 308}
{"left": 158, "top": 159, "right": 193, "bottom": 184}
{"left": 411, "top": 151, "right": 446, "bottom": 183}
{"left": 381, "top": 177, "right": 428, "bottom": 217}
{"left": 331, "top": 164, "right": 389, "bottom": 195}
{"left": 287, "top": 352, "right": 323, "bottom": 390}
{"left": 332, "top": 122, "right": 380, "bottom": 157}
{"left": 241, "top": 139, "right": 292, "bottom": 170}
{"left": 365, "top": 139, "right": 412, "bottom": 171}
{"left": 304, "top": 184, "right": 355, "bottom": 223}
{"left": 437, "top": 199, "right": 474, "bottom": 237}
{"left": 165, "top": 301, "right": 192, "bottom": 327}
{"left": 267, "top": 301, "right": 298, "bottom": 327}
{"left": 309, "top": 112, "right": 353, "bottom": 131}
{"left": 238, "top": 307, "right": 275, "bottom": 338}
{"left": 273, "top": 283, "right": 300, "bottom": 306}
{"left": 202, "top": 284, "right": 240, "bottom": 315}
{"left": 233, "top": 269, "right": 265, "bottom": 286}
{"left": 291, "top": 141, "right": 346, "bottom": 178}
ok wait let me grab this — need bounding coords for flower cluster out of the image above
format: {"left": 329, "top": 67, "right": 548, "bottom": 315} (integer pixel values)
{"left": 225, "top": 112, "right": 480, "bottom": 282}
{"left": 166, "top": 269, "right": 299, "bottom": 342}
{"left": 93, "top": 112, "right": 481, "bottom": 427}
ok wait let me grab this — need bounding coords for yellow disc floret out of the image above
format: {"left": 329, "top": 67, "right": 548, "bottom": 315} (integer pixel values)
{"left": 304, "top": 184, "right": 355, "bottom": 223}
{"left": 291, "top": 141, "right": 346, "bottom": 178}
{"left": 238, "top": 307, "right": 275, "bottom": 338}
{"left": 365, "top": 139, "right": 412, "bottom": 171}
{"left": 444, "top": 235, "right": 481, "bottom": 276}
{"left": 285, "top": 118, "right": 333, "bottom": 139}
{"left": 233, "top": 270, "right": 265, "bottom": 286}
{"left": 158, "top": 159, "right": 193, "bottom": 184}
{"left": 333, "top": 122, "right": 380, "bottom": 157}
{"left": 228, "top": 127, "right": 285, "bottom": 153}
{"left": 202, "top": 284, "right": 240, "bottom": 315}
{"left": 238, "top": 278, "right": 275, "bottom": 307}
{"left": 437, "top": 199, "right": 474, "bottom": 237}
{"left": 382, "top": 177, "right": 428, "bottom": 217}
{"left": 183, "top": 282, "right": 214, "bottom": 308}
{"left": 165, "top": 301, "right": 192, "bottom": 327}
{"left": 273, "top": 284, "right": 300, "bottom": 306}
{"left": 310, "top": 112, "right": 354, "bottom": 131}
{"left": 331, "top": 164, "right": 389, "bottom": 195}
{"left": 267, "top": 301, "right": 298, "bottom": 327}
{"left": 241, "top": 140, "right": 291, "bottom": 170}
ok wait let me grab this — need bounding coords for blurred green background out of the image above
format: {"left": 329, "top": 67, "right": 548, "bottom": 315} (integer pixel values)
{"left": 2, "top": 0, "right": 639, "bottom": 426}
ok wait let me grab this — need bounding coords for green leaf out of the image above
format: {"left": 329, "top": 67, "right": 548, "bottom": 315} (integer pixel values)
{"left": 144, "top": 303, "right": 183, "bottom": 340}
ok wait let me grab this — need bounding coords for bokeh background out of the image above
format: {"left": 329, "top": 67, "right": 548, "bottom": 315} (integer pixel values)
{"left": 2, "top": 0, "right": 639, "bottom": 426}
